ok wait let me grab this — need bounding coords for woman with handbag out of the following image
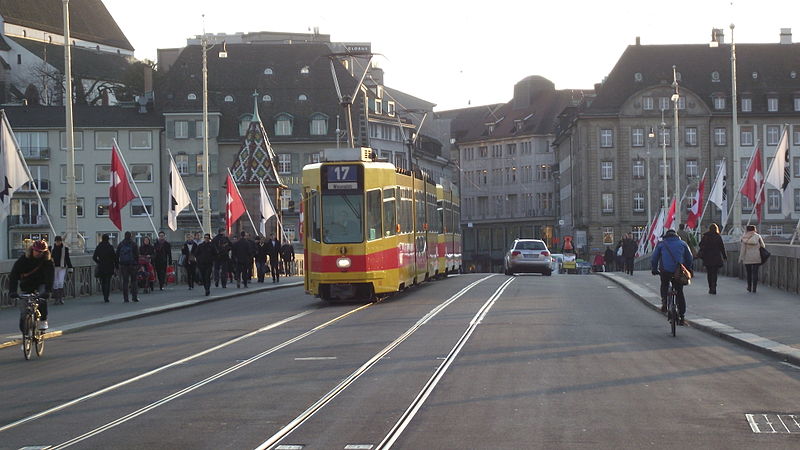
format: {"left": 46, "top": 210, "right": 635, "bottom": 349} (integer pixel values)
{"left": 738, "top": 225, "right": 766, "bottom": 293}
{"left": 698, "top": 223, "right": 727, "bottom": 295}
{"left": 51, "top": 235, "right": 73, "bottom": 304}
{"left": 181, "top": 235, "right": 199, "bottom": 290}
{"left": 92, "top": 234, "right": 117, "bottom": 302}
{"left": 651, "top": 229, "right": 694, "bottom": 325}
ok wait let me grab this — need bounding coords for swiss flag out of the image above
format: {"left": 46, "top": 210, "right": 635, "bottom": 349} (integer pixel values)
{"left": 663, "top": 198, "right": 677, "bottom": 231}
{"left": 686, "top": 174, "right": 706, "bottom": 229}
{"left": 109, "top": 145, "right": 135, "bottom": 230}
{"left": 741, "top": 146, "right": 765, "bottom": 222}
{"left": 226, "top": 173, "right": 246, "bottom": 234}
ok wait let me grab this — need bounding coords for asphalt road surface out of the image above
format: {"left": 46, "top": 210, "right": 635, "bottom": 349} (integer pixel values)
{"left": 1, "top": 273, "right": 799, "bottom": 449}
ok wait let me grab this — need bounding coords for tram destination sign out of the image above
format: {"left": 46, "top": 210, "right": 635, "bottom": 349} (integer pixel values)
{"left": 323, "top": 164, "right": 363, "bottom": 191}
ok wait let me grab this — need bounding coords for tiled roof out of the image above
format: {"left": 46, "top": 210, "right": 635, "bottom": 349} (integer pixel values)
{"left": 0, "top": 0, "right": 133, "bottom": 51}
{"left": 9, "top": 36, "right": 131, "bottom": 80}
{"left": 3, "top": 104, "right": 163, "bottom": 128}
{"left": 157, "top": 43, "right": 358, "bottom": 142}
{"left": 587, "top": 43, "right": 800, "bottom": 114}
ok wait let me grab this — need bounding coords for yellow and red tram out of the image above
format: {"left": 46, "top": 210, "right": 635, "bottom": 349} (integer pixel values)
{"left": 302, "top": 147, "right": 462, "bottom": 301}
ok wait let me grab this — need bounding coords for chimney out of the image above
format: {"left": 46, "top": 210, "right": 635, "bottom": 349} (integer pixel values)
{"left": 635, "top": 36, "right": 640, "bottom": 46}
{"left": 780, "top": 28, "right": 792, "bottom": 44}
{"left": 711, "top": 28, "right": 725, "bottom": 44}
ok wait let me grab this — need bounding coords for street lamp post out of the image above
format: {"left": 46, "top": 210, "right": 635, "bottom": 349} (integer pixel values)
{"left": 661, "top": 110, "right": 668, "bottom": 210}
{"left": 730, "top": 23, "right": 742, "bottom": 235}
{"left": 62, "top": 0, "right": 81, "bottom": 252}
{"left": 647, "top": 127, "right": 655, "bottom": 222}
{"left": 672, "top": 65, "right": 681, "bottom": 226}
{"left": 201, "top": 19, "right": 211, "bottom": 235}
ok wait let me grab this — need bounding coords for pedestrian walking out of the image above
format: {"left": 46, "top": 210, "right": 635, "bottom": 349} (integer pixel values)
{"left": 255, "top": 237, "right": 268, "bottom": 282}
{"left": 738, "top": 224, "right": 766, "bottom": 293}
{"left": 116, "top": 231, "right": 140, "bottom": 302}
{"left": 154, "top": 231, "right": 172, "bottom": 290}
{"left": 181, "top": 234, "right": 199, "bottom": 290}
{"left": 676, "top": 223, "right": 698, "bottom": 256}
{"left": 603, "top": 246, "right": 615, "bottom": 272}
{"left": 265, "top": 233, "right": 281, "bottom": 283}
{"left": 93, "top": 233, "right": 117, "bottom": 302}
{"left": 621, "top": 233, "right": 638, "bottom": 275}
{"left": 698, "top": 223, "right": 727, "bottom": 294}
{"left": 51, "top": 235, "right": 73, "bottom": 304}
{"left": 280, "top": 241, "right": 295, "bottom": 276}
{"left": 232, "top": 231, "right": 255, "bottom": 288}
{"left": 195, "top": 233, "right": 216, "bottom": 296}
{"left": 211, "top": 228, "right": 231, "bottom": 288}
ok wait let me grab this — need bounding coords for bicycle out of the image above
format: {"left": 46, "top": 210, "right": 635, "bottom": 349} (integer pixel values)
{"left": 19, "top": 293, "right": 45, "bottom": 360}
{"left": 665, "top": 286, "right": 678, "bottom": 337}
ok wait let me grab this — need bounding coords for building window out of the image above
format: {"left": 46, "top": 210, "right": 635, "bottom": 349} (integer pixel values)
{"left": 714, "top": 96, "right": 726, "bottom": 110}
{"left": 280, "top": 189, "right": 292, "bottom": 211}
{"left": 60, "top": 164, "right": 84, "bottom": 183}
{"left": 224, "top": 95, "right": 234, "bottom": 103}
{"left": 676, "top": 97, "right": 686, "bottom": 110}
{"left": 767, "top": 97, "right": 779, "bottom": 112}
{"left": 686, "top": 159, "right": 699, "bottom": 178}
{"left": 59, "top": 131, "right": 83, "bottom": 150}
{"left": 659, "top": 159, "right": 672, "bottom": 179}
{"left": 633, "top": 193, "right": 645, "bottom": 212}
{"left": 129, "top": 164, "right": 153, "bottom": 182}
{"left": 278, "top": 154, "right": 291, "bottom": 174}
{"left": 187, "top": 93, "right": 197, "bottom": 101}
{"left": 387, "top": 101, "right": 395, "bottom": 116}
{"left": 600, "top": 161, "right": 614, "bottom": 180}
{"left": 298, "top": 94, "right": 308, "bottom": 101}
{"left": 95, "top": 164, "right": 110, "bottom": 182}
{"left": 300, "top": 66, "right": 310, "bottom": 75}
{"left": 631, "top": 128, "right": 644, "bottom": 147}
{"left": 740, "top": 126, "right": 754, "bottom": 146}
{"left": 491, "top": 144, "right": 502, "bottom": 157}
{"left": 766, "top": 125, "right": 780, "bottom": 146}
{"left": 174, "top": 121, "right": 188, "bottom": 139}
{"left": 275, "top": 114, "right": 293, "bottom": 136}
{"left": 741, "top": 97, "right": 752, "bottom": 112}
{"left": 794, "top": 97, "right": 800, "bottom": 112}
{"left": 537, "top": 164, "right": 551, "bottom": 181}
{"left": 767, "top": 189, "right": 782, "bottom": 213}
{"left": 795, "top": 189, "right": 800, "bottom": 212}
{"left": 129, "top": 131, "right": 152, "bottom": 150}
{"left": 263, "top": 67, "right": 273, "bottom": 75}
{"left": 130, "top": 197, "right": 153, "bottom": 217}
{"left": 195, "top": 155, "right": 204, "bottom": 174}
{"left": 95, "top": 131, "right": 117, "bottom": 149}
{"left": 714, "top": 128, "right": 727, "bottom": 146}
{"left": 658, "top": 127, "right": 671, "bottom": 146}
{"left": 632, "top": 160, "right": 645, "bottom": 179}
{"left": 642, "top": 96, "right": 654, "bottom": 110}
{"left": 96, "top": 197, "right": 110, "bottom": 217}
{"left": 310, "top": 113, "right": 328, "bottom": 135}
{"left": 507, "top": 143, "right": 517, "bottom": 155}
{"left": 61, "top": 198, "right": 85, "bottom": 217}
{"left": 601, "top": 193, "right": 614, "bottom": 213}
{"left": 262, "top": 94, "right": 272, "bottom": 102}
{"left": 659, "top": 97, "right": 670, "bottom": 111}
{"left": 195, "top": 121, "right": 204, "bottom": 138}
{"left": 175, "top": 154, "right": 189, "bottom": 174}
{"left": 479, "top": 146, "right": 488, "bottom": 158}
{"left": 768, "top": 225, "right": 783, "bottom": 236}
{"left": 685, "top": 127, "right": 697, "bottom": 146}
{"left": 600, "top": 129, "right": 614, "bottom": 147}
{"left": 375, "top": 99, "right": 382, "bottom": 114}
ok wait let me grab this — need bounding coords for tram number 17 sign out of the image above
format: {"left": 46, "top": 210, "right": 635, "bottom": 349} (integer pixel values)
{"left": 325, "top": 164, "right": 360, "bottom": 191}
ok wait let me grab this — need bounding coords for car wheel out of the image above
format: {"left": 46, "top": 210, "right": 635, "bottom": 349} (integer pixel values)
{"left": 544, "top": 270, "right": 552, "bottom": 276}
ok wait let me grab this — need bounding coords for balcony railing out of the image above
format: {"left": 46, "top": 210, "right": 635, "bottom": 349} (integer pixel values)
{"left": 18, "top": 179, "right": 50, "bottom": 193}
{"left": 20, "top": 147, "right": 50, "bottom": 160}
{"left": 8, "top": 215, "right": 49, "bottom": 227}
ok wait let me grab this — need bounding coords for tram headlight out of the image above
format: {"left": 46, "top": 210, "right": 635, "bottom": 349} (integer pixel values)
{"left": 336, "top": 257, "right": 352, "bottom": 270}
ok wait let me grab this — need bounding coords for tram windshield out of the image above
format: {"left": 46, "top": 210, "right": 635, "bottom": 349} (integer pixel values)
{"left": 322, "top": 193, "right": 364, "bottom": 243}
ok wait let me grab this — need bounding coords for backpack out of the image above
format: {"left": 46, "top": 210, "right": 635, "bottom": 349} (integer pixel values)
{"left": 119, "top": 241, "right": 135, "bottom": 265}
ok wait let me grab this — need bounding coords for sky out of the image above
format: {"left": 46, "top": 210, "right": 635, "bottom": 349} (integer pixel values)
{"left": 103, "top": 0, "right": 797, "bottom": 111}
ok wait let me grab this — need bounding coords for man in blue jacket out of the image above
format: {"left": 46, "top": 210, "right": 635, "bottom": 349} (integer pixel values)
{"left": 651, "top": 229, "right": 694, "bottom": 325}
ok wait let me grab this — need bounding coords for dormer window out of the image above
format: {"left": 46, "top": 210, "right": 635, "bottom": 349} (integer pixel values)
{"left": 713, "top": 95, "right": 726, "bottom": 110}
{"left": 642, "top": 96, "right": 654, "bottom": 110}
{"left": 768, "top": 96, "right": 779, "bottom": 112}
{"left": 187, "top": 93, "right": 197, "bottom": 101}
{"left": 300, "top": 66, "right": 310, "bottom": 75}
{"left": 262, "top": 94, "right": 272, "bottom": 102}
{"left": 375, "top": 99, "right": 382, "bottom": 114}
{"left": 741, "top": 97, "right": 752, "bottom": 112}
{"left": 263, "top": 68, "right": 273, "bottom": 75}
{"left": 298, "top": 94, "right": 308, "bottom": 101}
{"left": 239, "top": 114, "right": 253, "bottom": 137}
{"left": 310, "top": 113, "right": 328, "bottom": 136}
{"left": 275, "top": 113, "right": 293, "bottom": 136}
{"left": 224, "top": 95, "right": 234, "bottom": 103}
{"left": 634, "top": 72, "right": 643, "bottom": 82}
{"left": 752, "top": 72, "right": 759, "bottom": 80}
{"left": 711, "top": 71, "right": 720, "bottom": 82}
{"left": 387, "top": 101, "right": 395, "bottom": 117}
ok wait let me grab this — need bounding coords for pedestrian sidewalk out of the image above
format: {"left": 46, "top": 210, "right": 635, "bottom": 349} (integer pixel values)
{"left": 600, "top": 270, "right": 800, "bottom": 365}
{"left": 1, "top": 277, "right": 303, "bottom": 350}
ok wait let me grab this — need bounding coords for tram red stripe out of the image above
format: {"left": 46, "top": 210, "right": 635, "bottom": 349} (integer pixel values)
{"left": 309, "top": 247, "right": 405, "bottom": 273}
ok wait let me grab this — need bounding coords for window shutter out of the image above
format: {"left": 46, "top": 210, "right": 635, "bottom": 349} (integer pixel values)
{"left": 210, "top": 117, "right": 220, "bottom": 138}
{"left": 166, "top": 120, "right": 175, "bottom": 139}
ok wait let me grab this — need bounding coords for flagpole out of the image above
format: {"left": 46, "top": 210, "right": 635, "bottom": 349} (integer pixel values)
{"left": 693, "top": 168, "right": 709, "bottom": 231}
{"left": 113, "top": 139, "right": 158, "bottom": 236}
{"left": 227, "top": 168, "right": 258, "bottom": 234}
{"left": 2, "top": 111, "right": 58, "bottom": 240}
{"left": 725, "top": 144, "right": 760, "bottom": 234}
{"left": 744, "top": 142, "right": 767, "bottom": 227}
{"left": 167, "top": 148, "right": 204, "bottom": 235}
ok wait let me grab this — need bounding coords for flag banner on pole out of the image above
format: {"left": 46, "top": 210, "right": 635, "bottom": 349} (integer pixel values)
{"left": 226, "top": 173, "right": 246, "bottom": 235}
{"left": 648, "top": 208, "right": 666, "bottom": 249}
{"left": 638, "top": 210, "right": 659, "bottom": 256}
{"left": 168, "top": 157, "right": 191, "bottom": 231}
{"left": 109, "top": 145, "right": 135, "bottom": 231}
{"left": 663, "top": 198, "right": 677, "bottom": 231}
{"left": 0, "top": 114, "right": 31, "bottom": 223}
{"left": 765, "top": 126, "right": 791, "bottom": 216}
{"left": 741, "top": 145, "right": 764, "bottom": 222}
{"left": 686, "top": 174, "right": 706, "bottom": 229}
{"left": 259, "top": 180, "right": 276, "bottom": 236}
{"left": 708, "top": 162, "right": 728, "bottom": 227}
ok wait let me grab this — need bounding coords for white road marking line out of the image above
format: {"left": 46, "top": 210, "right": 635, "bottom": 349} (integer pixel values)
{"left": 344, "top": 445, "right": 374, "bottom": 449}
{"left": 776, "top": 415, "right": 792, "bottom": 433}
{"left": 745, "top": 414, "right": 760, "bottom": 433}
{"left": 47, "top": 304, "right": 372, "bottom": 449}
{"left": 0, "top": 310, "right": 315, "bottom": 434}
{"left": 792, "top": 415, "right": 800, "bottom": 431}
{"left": 294, "top": 357, "right": 337, "bottom": 361}
{"left": 254, "top": 275, "right": 497, "bottom": 450}
{"left": 764, "top": 414, "right": 777, "bottom": 433}
{"left": 378, "top": 277, "right": 515, "bottom": 450}
{"left": 275, "top": 446, "right": 304, "bottom": 450}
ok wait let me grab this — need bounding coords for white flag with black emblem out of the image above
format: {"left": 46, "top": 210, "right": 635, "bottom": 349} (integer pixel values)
{"left": 0, "top": 113, "right": 30, "bottom": 223}
{"left": 168, "top": 156, "right": 191, "bottom": 231}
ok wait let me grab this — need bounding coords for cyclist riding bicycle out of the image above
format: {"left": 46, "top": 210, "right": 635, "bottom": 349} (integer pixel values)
{"left": 9, "top": 240, "right": 54, "bottom": 331}
{"left": 651, "top": 229, "right": 694, "bottom": 326}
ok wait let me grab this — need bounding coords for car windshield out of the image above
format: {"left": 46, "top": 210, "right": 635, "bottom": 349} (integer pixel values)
{"left": 514, "top": 241, "right": 546, "bottom": 251}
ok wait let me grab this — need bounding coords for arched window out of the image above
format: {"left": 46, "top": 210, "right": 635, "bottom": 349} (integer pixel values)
{"left": 298, "top": 94, "right": 308, "bottom": 101}
{"left": 275, "top": 113, "right": 293, "bottom": 136}
{"left": 300, "top": 66, "right": 310, "bottom": 75}
{"left": 239, "top": 114, "right": 253, "bottom": 136}
{"left": 187, "top": 93, "right": 197, "bottom": 100}
{"left": 262, "top": 94, "right": 272, "bottom": 102}
{"left": 224, "top": 95, "right": 234, "bottom": 103}
{"left": 310, "top": 113, "right": 328, "bottom": 136}
{"left": 263, "top": 67, "right": 273, "bottom": 75}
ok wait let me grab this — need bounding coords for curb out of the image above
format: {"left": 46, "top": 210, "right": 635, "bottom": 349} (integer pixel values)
{"left": 0, "top": 281, "right": 303, "bottom": 351}
{"left": 599, "top": 272, "right": 800, "bottom": 367}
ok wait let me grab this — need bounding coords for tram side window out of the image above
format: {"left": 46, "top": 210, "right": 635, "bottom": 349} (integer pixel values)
{"left": 416, "top": 191, "right": 425, "bottom": 233}
{"left": 437, "top": 200, "right": 444, "bottom": 233}
{"left": 309, "top": 190, "right": 321, "bottom": 242}
{"left": 383, "top": 188, "right": 396, "bottom": 237}
{"left": 366, "top": 189, "right": 382, "bottom": 241}
{"left": 400, "top": 188, "right": 412, "bottom": 233}
{"left": 322, "top": 193, "right": 364, "bottom": 244}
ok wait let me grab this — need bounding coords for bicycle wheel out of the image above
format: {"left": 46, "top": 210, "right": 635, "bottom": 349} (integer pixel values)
{"left": 22, "top": 315, "right": 34, "bottom": 360}
{"left": 668, "top": 298, "right": 677, "bottom": 337}
{"left": 34, "top": 326, "right": 45, "bottom": 357}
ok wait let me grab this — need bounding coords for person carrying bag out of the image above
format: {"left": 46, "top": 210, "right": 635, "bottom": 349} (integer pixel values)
{"left": 651, "top": 229, "right": 694, "bottom": 325}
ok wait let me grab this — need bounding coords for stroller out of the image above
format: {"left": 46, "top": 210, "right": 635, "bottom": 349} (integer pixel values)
{"left": 137, "top": 256, "right": 156, "bottom": 293}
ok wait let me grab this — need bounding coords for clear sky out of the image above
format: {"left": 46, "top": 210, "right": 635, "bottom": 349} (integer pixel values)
{"left": 102, "top": 0, "right": 797, "bottom": 111}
